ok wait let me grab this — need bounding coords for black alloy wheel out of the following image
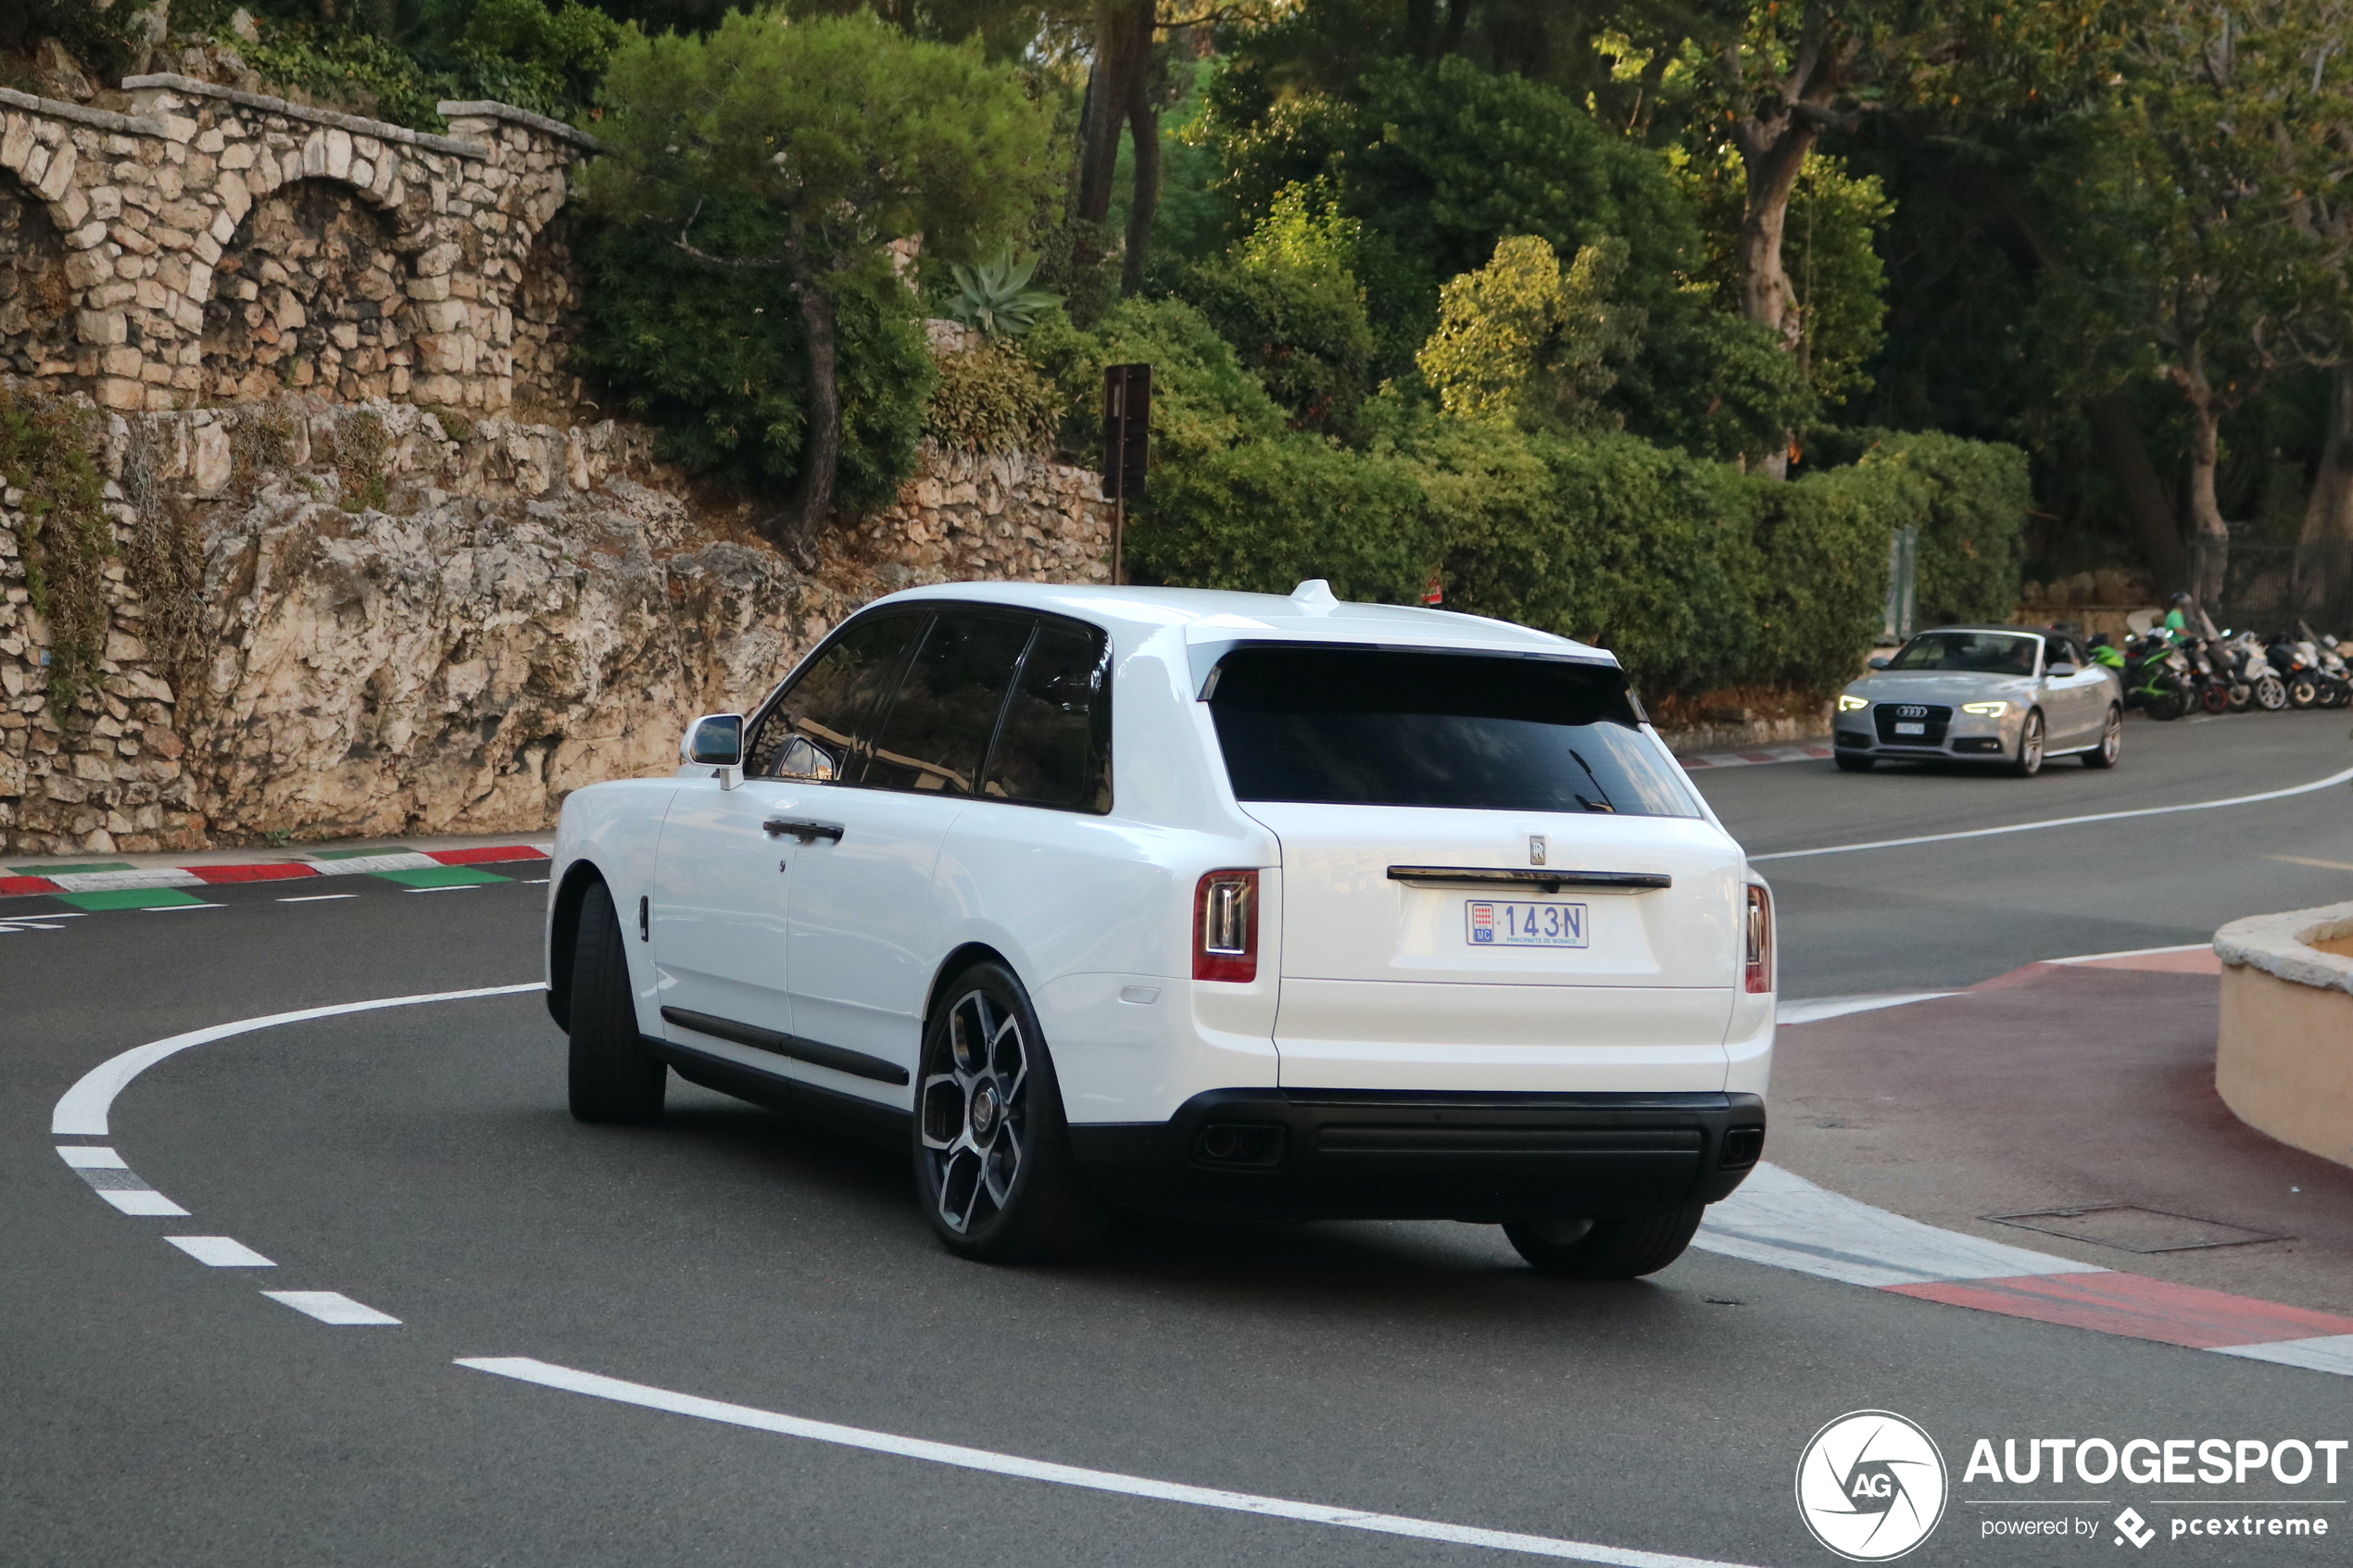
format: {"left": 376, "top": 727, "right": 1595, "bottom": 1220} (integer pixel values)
{"left": 568, "top": 881, "right": 667, "bottom": 1123}
{"left": 2082, "top": 706, "right": 2122, "bottom": 768}
{"left": 1504, "top": 1206, "right": 1706, "bottom": 1279}
{"left": 914, "top": 962, "right": 1101, "bottom": 1261}
{"left": 2010, "top": 709, "right": 2045, "bottom": 777}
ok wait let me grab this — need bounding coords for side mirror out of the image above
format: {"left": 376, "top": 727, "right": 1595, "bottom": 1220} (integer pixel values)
{"left": 774, "top": 734, "right": 837, "bottom": 783}
{"left": 2046, "top": 660, "right": 2078, "bottom": 679}
{"left": 682, "top": 713, "right": 744, "bottom": 768}
{"left": 1867, "top": 656, "right": 1891, "bottom": 671}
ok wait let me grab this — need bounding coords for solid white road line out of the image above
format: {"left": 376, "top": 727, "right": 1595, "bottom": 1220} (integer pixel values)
{"left": 263, "top": 1291, "right": 399, "bottom": 1325}
{"left": 1776, "top": 992, "right": 1959, "bottom": 1025}
{"left": 166, "top": 1236, "right": 275, "bottom": 1267}
{"left": 1693, "top": 1163, "right": 2102, "bottom": 1289}
{"left": 50, "top": 981, "right": 545, "bottom": 1138}
{"left": 2045, "top": 942, "right": 2212, "bottom": 965}
{"left": 456, "top": 1357, "right": 1763, "bottom": 1568}
{"left": 56, "top": 1145, "right": 128, "bottom": 1169}
{"left": 2214, "top": 1336, "right": 2353, "bottom": 1375}
{"left": 1751, "top": 764, "right": 2353, "bottom": 862}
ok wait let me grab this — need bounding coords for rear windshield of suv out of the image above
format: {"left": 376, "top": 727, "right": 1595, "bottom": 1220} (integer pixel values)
{"left": 1206, "top": 646, "right": 1699, "bottom": 817}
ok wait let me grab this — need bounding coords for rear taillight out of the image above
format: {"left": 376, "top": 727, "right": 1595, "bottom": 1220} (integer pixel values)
{"left": 1194, "top": 870, "right": 1259, "bottom": 983}
{"left": 1744, "top": 884, "right": 1773, "bottom": 994}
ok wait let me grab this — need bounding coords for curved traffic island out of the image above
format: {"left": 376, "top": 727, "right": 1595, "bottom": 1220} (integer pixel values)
{"left": 2216, "top": 902, "right": 2353, "bottom": 1172}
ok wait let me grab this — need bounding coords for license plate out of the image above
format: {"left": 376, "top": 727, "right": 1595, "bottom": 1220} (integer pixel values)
{"left": 1466, "top": 899, "right": 1589, "bottom": 947}
{"left": 1894, "top": 721, "right": 1925, "bottom": 734}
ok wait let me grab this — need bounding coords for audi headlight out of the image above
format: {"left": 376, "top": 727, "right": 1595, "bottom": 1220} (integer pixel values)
{"left": 1837, "top": 694, "right": 1869, "bottom": 712}
{"left": 1960, "top": 701, "right": 2009, "bottom": 717}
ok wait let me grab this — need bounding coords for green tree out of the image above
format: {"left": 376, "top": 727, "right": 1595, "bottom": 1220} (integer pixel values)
{"left": 1180, "top": 182, "right": 1378, "bottom": 435}
{"left": 1416, "top": 234, "right": 1643, "bottom": 432}
{"left": 589, "top": 7, "right": 1055, "bottom": 544}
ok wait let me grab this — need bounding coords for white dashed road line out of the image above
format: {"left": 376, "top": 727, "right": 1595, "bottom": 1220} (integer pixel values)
{"left": 456, "top": 1357, "right": 1762, "bottom": 1568}
{"left": 278, "top": 894, "right": 358, "bottom": 903}
{"left": 1751, "top": 763, "right": 2353, "bottom": 861}
{"left": 56, "top": 1144, "right": 192, "bottom": 1215}
{"left": 265, "top": 1291, "right": 400, "bottom": 1325}
{"left": 166, "top": 1236, "right": 275, "bottom": 1267}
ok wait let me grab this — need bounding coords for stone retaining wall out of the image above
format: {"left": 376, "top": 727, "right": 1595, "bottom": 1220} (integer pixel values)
{"left": 0, "top": 394, "right": 1112, "bottom": 852}
{"left": 0, "top": 76, "right": 592, "bottom": 416}
{"left": 2213, "top": 904, "right": 2353, "bottom": 1172}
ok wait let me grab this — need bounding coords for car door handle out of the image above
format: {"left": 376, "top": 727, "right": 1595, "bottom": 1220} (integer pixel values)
{"left": 763, "top": 817, "right": 844, "bottom": 844}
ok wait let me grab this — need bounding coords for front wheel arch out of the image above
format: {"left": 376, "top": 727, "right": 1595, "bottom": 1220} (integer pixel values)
{"left": 546, "top": 860, "right": 609, "bottom": 1031}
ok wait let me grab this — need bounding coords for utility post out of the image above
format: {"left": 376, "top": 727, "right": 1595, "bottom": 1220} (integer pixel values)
{"left": 1101, "top": 363, "right": 1151, "bottom": 586}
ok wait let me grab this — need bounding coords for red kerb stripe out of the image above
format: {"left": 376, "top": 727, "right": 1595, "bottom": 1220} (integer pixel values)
{"left": 189, "top": 863, "right": 321, "bottom": 884}
{"left": 1884, "top": 1271, "right": 2353, "bottom": 1349}
{"left": 0, "top": 875, "right": 62, "bottom": 897}
{"left": 425, "top": 847, "right": 550, "bottom": 866}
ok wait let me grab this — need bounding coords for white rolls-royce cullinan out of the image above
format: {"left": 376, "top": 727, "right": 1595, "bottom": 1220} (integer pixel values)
{"left": 544, "top": 580, "right": 1772, "bottom": 1275}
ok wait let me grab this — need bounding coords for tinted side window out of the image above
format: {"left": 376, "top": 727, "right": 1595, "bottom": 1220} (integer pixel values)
{"left": 748, "top": 613, "right": 921, "bottom": 782}
{"left": 862, "top": 613, "right": 1031, "bottom": 795}
{"left": 983, "top": 622, "right": 1112, "bottom": 812}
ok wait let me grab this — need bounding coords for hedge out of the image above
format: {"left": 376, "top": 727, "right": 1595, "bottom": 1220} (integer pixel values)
{"left": 1128, "top": 419, "right": 2026, "bottom": 696}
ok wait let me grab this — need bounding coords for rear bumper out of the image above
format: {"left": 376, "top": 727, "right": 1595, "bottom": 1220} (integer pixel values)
{"left": 1067, "top": 1088, "right": 1765, "bottom": 1222}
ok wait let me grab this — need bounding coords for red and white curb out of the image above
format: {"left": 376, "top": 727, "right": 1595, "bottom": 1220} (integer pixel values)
{"left": 1676, "top": 744, "right": 1833, "bottom": 771}
{"left": 0, "top": 843, "right": 549, "bottom": 899}
{"left": 1699, "top": 1164, "right": 2353, "bottom": 1374}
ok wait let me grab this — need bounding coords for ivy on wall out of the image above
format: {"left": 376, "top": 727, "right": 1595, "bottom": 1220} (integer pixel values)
{"left": 0, "top": 390, "right": 112, "bottom": 721}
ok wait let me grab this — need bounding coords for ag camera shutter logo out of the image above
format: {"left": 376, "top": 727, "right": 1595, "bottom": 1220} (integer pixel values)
{"left": 1795, "top": 1411, "right": 1949, "bottom": 1561}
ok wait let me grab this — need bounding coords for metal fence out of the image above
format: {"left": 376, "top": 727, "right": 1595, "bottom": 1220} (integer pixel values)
{"left": 2187, "top": 540, "right": 2353, "bottom": 637}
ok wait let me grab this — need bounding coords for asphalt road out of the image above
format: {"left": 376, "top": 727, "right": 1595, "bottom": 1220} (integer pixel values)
{"left": 6, "top": 711, "right": 2352, "bottom": 1568}
{"left": 1693, "top": 709, "right": 2353, "bottom": 996}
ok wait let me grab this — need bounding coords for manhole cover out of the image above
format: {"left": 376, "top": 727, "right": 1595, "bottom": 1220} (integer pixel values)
{"left": 1982, "top": 1205, "right": 2286, "bottom": 1254}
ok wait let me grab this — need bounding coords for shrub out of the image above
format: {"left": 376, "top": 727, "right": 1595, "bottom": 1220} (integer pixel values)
{"left": 925, "top": 342, "right": 1062, "bottom": 453}
{"left": 1179, "top": 182, "right": 1377, "bottom": 437}
{"left": 1023, "top": 297, "right": 1287, "bottom": 466}
{"left": 574, "top": 200, "right": 935, "bottom": 517}
{"left": 1127, "top": 435, "right": 1432, "bottom": 601}
{"left": 1816, "top": 427, "right": 2032, "bottom": 627}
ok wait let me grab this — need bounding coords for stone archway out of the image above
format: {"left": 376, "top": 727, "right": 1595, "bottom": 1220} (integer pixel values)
{"left": 203, "top": 177, "right": 413, "bottom": 402}
{"left": 0, "top": 169, "right": 74, "bottom": 378}
{"left": 509, "top": 212, "right": 585, "bottom": 417}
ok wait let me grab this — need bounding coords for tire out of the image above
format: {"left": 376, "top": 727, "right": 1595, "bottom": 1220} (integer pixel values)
{"left": 2288, "top": 677, "right": 2321, "bottom": 709}
{"left": 914, "top": 962, "right": 1103, "bottom": 1262}
{"left": 568, "top": 880, "right": 666, "bottom": 1124}
{"left": 2010, "top": 709, "right": 2045, "bottom": 776}
{"left": 2256, "top": 673, "right": 2289, "bottom": 711}
{"left": 2146, "top": 687, "right": 2186, "bottom": 721}
{"left": 1504, "top": 1206, "right": 1705, "bottom": 1279}
{"left": 2227, "top": 682, "right": 2253, "bottom": 712}
{"left": 2201, "top": 682, "right": 2232, "bottom": 714}
{"left": 2080, "top": 706, "right": 2121, "bottom": 768}
{"left": 1833, "top": 753, "right": 1874, "bottom": 773}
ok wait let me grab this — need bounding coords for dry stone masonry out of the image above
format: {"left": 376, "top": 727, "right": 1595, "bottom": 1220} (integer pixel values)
{"left": 0, "top": 75, "right": 595, "bottom": 415}
{"left": 0, "top": 395, "right": 1112, "bottom": 853}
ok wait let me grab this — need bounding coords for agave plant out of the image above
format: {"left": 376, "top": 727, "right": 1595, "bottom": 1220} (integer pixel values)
{"left": 946, "top": 245, "right": 1062, "bottom": 340}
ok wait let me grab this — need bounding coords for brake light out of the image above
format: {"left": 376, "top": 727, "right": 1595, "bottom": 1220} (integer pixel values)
{"left": 1744, "top": 884, "right": 1773, "bottom": 994}
{"left": 1194, "top": 870, "right": 1259, "bottom": 983}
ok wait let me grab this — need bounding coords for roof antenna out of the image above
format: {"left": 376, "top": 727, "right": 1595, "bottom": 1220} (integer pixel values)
{"left": 1291, "top": 579, "right": 1338, "bottom": 610}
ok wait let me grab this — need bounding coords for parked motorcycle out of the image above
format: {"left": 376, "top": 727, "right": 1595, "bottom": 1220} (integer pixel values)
{"left": 2178, "top": 635, "right": 2235, "bottom": 714}
{"left": 2095, "top": 632, "right": 2190, "bottom": 720}
{"left": 2216, "top": 632, "right": 2288, "bottom": 712}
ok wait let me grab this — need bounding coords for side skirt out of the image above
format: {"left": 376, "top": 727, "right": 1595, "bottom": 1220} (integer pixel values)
{"left": 647, "top": 1035, "right": 911, "bottom": 1154}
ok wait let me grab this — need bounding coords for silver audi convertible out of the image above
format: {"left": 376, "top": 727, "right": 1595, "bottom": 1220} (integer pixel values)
{"left": 1831, "top": 625, "right": 2123, "bottom": 776}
